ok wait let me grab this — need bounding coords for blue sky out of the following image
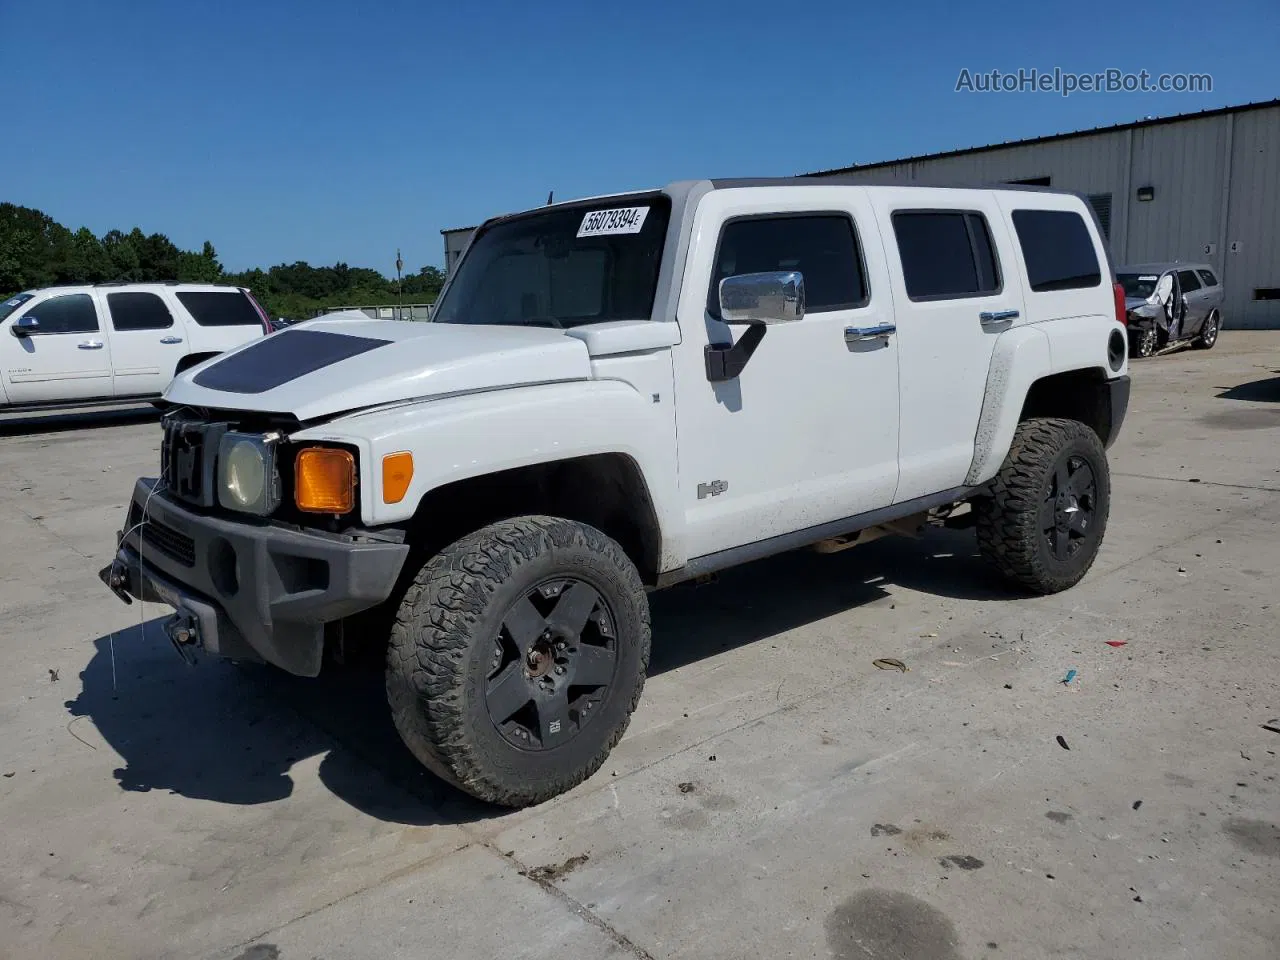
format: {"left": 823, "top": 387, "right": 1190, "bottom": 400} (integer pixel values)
{"left": 4, "top": 0, "right": 1276, "bottom": 274}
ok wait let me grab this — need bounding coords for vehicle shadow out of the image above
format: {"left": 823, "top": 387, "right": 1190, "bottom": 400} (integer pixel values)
{"left": 1216, "top": 372, "right": 1280, "bottom": 403}
{"left": 649, "top": 524, "right": 1011, "bottom": 675}
{"left": 0, "top": 405, "right": 158, "bottom": 436}
{"left": 68, "top": 525, "right": 1010, "bottom": 821}
{"left": 66, "top": 618, "right": 497, "bottom": 826}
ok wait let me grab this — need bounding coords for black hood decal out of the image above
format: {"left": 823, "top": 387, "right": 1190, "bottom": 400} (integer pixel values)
{"left": 192, "top": 329, "right": 390, "bottom": 394}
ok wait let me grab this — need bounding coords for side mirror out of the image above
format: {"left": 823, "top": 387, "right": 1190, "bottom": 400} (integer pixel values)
{"left": 719, "top": 271, "right": 805, "bottom": 325}
{"left": 11, "top": 315, "right": 39, "bottom": 337}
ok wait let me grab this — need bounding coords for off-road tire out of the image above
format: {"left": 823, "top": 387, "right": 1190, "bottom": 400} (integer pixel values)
{"left": 386, "top": 516, "right": 650, "bottom": 807}
{"left": 974, "top": 418, "right": 1110, "bottom": 595}
{"left": 1192, "top": 310, "right": 1220, "bottom": 350}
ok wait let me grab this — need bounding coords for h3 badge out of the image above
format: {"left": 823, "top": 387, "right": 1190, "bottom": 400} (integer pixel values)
{"left": 697, "top": 480, "right": 729, "bottom": 500}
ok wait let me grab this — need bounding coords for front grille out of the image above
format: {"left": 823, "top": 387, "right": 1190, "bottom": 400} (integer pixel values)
{"left": 141, "top": 517, "right": 196, "bottom": 567}
{"left": 160, "top": 418, "right": 228, "bottom": 507}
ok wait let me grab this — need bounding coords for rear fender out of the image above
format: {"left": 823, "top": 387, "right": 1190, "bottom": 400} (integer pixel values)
{"left": 966, "top": 326, "right": 1051, "bottom": 486}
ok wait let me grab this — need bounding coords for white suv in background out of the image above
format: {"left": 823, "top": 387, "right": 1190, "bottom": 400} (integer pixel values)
{"left": 0, "top": 283, "right": 271, "bottom": 410}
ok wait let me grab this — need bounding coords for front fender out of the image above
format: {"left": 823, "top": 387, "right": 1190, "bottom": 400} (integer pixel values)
{"left": 292, "top": 380, "right": 685, "bottom": 565}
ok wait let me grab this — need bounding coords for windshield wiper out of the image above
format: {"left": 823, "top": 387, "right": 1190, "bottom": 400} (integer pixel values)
{"left": 521, "top": 316, "right": 566, "bottom": 329}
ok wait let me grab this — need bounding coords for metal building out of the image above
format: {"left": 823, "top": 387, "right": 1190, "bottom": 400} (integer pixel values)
{"left": 441, "top": 226, "right": 477, "bottom": 276}
{"left": 440, "top": 100, "right": 1278, "bottom": 327}
{"left": 810, "top": 99, "right": 1280, "bottom": 329}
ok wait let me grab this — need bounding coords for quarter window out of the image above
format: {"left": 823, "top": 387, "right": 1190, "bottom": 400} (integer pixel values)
{"left": 176, "top": 291, "right": 261, "bottom": 326}
{"left": 21, "top": 294, "right": 98, "bottom": 334}
{"left": 107, "top": 292, "right": 175, "bottom": 331}
{"left": 709, "top": 215, "right": 867, "bottom": 316}
{"left": 1010, "top": 209, "right": 1102, "bottom": 292}
{"left": 892, "top": 211, "right": 1001, "bottom": 300}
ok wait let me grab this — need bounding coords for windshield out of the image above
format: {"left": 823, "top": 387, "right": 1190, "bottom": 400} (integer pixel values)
{"left": 432, "top": 195, "right": 671, "bottom": 328}
{"left": 1118, "top": 273, "right": 1161, "bottom": 299}
{"left": 0, "top": 293, "right": 35, "bottom": 322}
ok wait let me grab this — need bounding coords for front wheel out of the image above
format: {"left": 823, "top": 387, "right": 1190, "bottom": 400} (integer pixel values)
{"left": 1130, "top": 324, "right": 1158, "bottom": 359}
{"left": 386, "top": 516, "right": 650, "bottom": 807}
{"left": 1193, "top": 310, "right": 1221, "bottom": 350}
{"left": 974, "top": 418, "right": 1111, "bottom": 595}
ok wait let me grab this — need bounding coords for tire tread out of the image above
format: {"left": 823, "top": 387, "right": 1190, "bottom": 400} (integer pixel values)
{"left": 385, "top": 516, "right": 649, "bottom": 807}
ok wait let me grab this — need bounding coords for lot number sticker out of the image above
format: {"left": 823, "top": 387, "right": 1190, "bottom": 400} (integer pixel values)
{"left": 577, "top": 206, "right": 649, "bottom": 238}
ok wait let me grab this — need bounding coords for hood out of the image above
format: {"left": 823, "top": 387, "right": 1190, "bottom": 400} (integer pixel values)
{"left": 1124, "top": 296, "right": 1150, "bottom": 311}
{"left": 164, "top": 318, "right": 592, "bottom": 421}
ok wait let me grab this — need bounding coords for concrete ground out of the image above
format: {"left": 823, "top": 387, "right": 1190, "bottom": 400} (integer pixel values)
{"left": 1, "top": 335, "right": 1278, "bottom": 960}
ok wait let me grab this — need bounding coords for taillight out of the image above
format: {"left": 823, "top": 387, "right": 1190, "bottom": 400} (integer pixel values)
{"left": 1113, "top": 282, "right": 1128, "bottom": 326}
{"left": 244, "top": 289, "right": 273, "bottom": 334}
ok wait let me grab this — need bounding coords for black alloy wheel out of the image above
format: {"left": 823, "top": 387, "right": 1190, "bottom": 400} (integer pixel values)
{"left": 1041, "top": 453, "right": 1098, "bottom": 562}
{"left": 485, "top": 578, "right": 618, "bottom": 749}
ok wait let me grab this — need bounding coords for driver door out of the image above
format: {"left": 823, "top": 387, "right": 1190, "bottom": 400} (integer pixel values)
{"left": 0, "top": 292, "right": 113, "bottom": 403}
{"left": 671, "top": 186, "right": 900, "bottom": 561}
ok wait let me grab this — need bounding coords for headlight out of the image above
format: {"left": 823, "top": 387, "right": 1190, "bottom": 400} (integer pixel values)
{"left": 217, "top": 433, "right": 280, "bottom": 515}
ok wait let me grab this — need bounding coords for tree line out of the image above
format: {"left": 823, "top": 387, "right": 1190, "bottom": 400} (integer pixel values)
{"left": 0, "top": 202, "right": 445, "bottom": 320}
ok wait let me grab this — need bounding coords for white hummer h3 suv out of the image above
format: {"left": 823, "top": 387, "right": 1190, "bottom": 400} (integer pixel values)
{"left": 102, "top": 178, "right": 1131, "bottom": 806}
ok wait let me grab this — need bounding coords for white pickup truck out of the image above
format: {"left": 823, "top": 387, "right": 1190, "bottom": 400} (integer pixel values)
{"left": 102, "top": 178, "right": 1130, "bottom": 806}
{"left": 0, "top": 283, "right": 270, "bottom": 409}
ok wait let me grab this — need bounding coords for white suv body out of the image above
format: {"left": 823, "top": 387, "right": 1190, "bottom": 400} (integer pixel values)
{"left": 103, "top": 178, "right": 1131, "bottom": 807}
{"left": 0, "top": 283, "right": 270, "bottom": 409}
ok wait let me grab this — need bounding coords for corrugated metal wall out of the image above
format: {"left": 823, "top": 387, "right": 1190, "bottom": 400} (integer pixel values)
{"left": 821, "top": 105, "right": 1279, "bottom": 328}
{"left": 442, "top": 229, "right": 475, "bottom": 276}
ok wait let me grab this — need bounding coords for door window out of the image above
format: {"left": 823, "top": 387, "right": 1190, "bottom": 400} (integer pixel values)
{"left": 891, "top": 211, "right": 1001, "bottom": 300}
{"left": 1177, "top": 270, "right": 1202, "bottom": 293}
{"left": 107, "top": 292, "right": 175, "bottom": 330}
{"left": 1197, "top": 269, "right": 1219, "bottom": 287}
{"left": 709, "top": 214, "right": 867, "bottom": 317}
{"left": 1010, "top": 209, "right": 1101, "bottom": 292}
{"left": 21, "top": 294, "right": 99, "bottom": 334}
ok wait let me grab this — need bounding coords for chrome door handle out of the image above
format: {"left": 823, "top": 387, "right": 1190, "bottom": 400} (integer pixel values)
{"left": 77, "top": 340, "right": 104, "bottom": 350}
{"left": 159, "top": 336, "right": 183, "bottom": 344}
{"left": 844, "top": 323, "right": 896, "bottom": 342}
{"left": 979, "top": 310, "right": 1019, "bottom": 325}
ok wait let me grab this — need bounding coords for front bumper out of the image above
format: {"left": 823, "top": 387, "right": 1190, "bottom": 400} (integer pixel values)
{"left": 100, "top": 478, "right": 409, "bottom": 676}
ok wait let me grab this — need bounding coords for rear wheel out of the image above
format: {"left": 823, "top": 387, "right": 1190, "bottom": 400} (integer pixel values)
{"left": 974, "top": 418, "right": 1110, "bottom": 595}
{"left": 385, "top": 516, "right": 650, "bottom": 807}
{"left": 1193, "top": 310, "right": 1221, "bottom": 350}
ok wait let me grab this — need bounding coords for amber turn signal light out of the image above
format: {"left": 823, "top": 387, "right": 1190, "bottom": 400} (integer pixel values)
{"left": 295, "top": 447, "right": 356, "bottom": 513}
{"left": 382, "top": 452, "right": 414, "bottom": 504}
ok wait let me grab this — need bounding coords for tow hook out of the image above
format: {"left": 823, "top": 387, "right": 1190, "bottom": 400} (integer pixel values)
{"left": 164, "top": 613, "right": 200, "bottom": 665}
{"left": 98, "top": 558, "right": 133, "bottom": 605}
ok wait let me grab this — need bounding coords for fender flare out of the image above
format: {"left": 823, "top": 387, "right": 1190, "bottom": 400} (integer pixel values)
{"left": 965, "top": 326, "right": 1052, "bottom": 486}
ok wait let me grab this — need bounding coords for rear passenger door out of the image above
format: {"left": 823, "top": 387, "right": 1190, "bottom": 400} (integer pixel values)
{"left": 869, "top": 189, "right": 1024, "bottom": 502}
{"left": 102, "top": 290, "right": 185, "bottom": 397}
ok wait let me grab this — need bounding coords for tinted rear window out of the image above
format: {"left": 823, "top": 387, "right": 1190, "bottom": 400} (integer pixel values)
{"left": 1010, "top": 210, "right": 1101, "bottom": 292}
{"left": 892, "top": 211, "right": 1001, "bottom": 300}
{"left": 108, "top": 292, "right": 174, "bottom": 331}
{"left": 176, "top": 291, "right": 261, "bottom": 326}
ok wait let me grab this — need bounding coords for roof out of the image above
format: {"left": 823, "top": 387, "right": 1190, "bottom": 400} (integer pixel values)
{"left": 440, "top": 225, "right": 478, "bottom": 236}
{"left": 807, "top": 98, "right": 1280, "bottom": 176}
